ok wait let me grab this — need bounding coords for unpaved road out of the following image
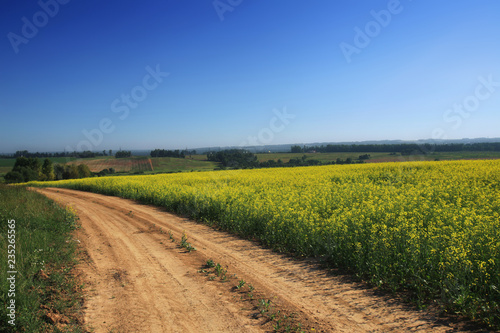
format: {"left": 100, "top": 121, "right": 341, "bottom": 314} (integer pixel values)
{"left": 36, "top": 188, "right": 484, "bottom": 332}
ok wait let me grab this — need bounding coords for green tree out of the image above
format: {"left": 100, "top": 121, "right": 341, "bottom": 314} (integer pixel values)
{"left": 54, "top": 164, "right": 65, "bottom": 180}
{"left": 4, "top": 171, "right": 24, "bottom": 183}
{"left": 41, "top": 159, "right": 55, "bottom": 181}
{"left": 20, "top": 168, "right": 39, "bottom": 182}
{"left": 4, "top": 157, "right": 42, "bottom": 183}
{"left": 63, "top": 165, "right": 79, "bottom": 179}
{"left": 115, "top": 150, "right": 131, "bottom": 158}
{"left": 13, "top": 156, "right": 41, "bottom": 174}
{"left": 77, "top": 164, "right": 92, "bottom": 178}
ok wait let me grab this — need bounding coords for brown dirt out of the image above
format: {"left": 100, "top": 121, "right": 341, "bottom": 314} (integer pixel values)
{"left": 35, "top": 187, "right": 488, "bottom": 333}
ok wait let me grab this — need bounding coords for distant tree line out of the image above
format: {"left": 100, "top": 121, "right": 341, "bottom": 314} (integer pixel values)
{"left": 0, "top": 150, "right": 112, "bottom": 159}
{"left": 150, "top": 149, "right": 184, "bottom": 158}
{"left": 207, "top": 149, "right": 365, "bottom": 170}
{"left": 3, "top": 157, "right": 115, "bottom": 184}
{"left": 207, "top": 149, "right": 257, "bottom": 168}
{"left": 291, "top": 142, "right": 500, "bottom": 155}
{"left": 115, "top": 150, "right": 132, "bottom": 158}
{"left": 150, "top": 149, "right": 197, "bottom": 158}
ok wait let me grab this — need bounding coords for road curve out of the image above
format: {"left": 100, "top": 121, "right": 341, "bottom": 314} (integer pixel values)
{"left": 35, "top": 187, "right": 482, "bottom": 333}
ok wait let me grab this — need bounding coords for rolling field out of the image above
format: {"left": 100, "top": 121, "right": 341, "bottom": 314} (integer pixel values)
{"left": 0, "top": 156, "right": 217, "bottom": 178}
{"left": 255, "top": 152, "right": 390, "bottom": 163}
{"left": 2, "top": 151, "right": 500, "bottom": 178}
{"left": 151, "top": 156, "right": 218, "bottom": 172}
{"left": 191, "top": 151, "right": 500, "bottom": 164}
{"left": 253, "top": 151, "right": 500, "bottom": 164}
{"left": 68, "top": 156, "right": 153, "bottom": 172}
{"left": 27, "top": 159, "right": 500, "bottom": 328}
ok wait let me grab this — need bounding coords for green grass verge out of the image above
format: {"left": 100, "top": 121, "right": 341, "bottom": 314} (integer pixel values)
{"left": 0, "top": 185, "right": 84, "bottom": 332}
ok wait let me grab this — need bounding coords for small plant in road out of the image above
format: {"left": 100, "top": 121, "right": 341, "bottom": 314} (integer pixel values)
{"left": 180, "top": 232, "right": 196, "bottom": 252}
{"left": 237, "top": 279, "right": 246, "bottom": 290}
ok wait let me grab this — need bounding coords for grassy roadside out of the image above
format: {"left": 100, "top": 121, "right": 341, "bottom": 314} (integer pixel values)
{"left": 0, "top": 185, "right": 85, "bottom": 332}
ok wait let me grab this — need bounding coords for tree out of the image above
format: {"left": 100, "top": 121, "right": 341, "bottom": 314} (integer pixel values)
{"left": 4, "top": 157, "right": 42, "bottom": 183}
{"left": 207, "top": 149, "right": 258, "bottom": 169}
{"left": 358, "top": 154, "right": 370, "bottom": 160}
{"left": 77, "top": 164, "right": 92, "bottom": 178}
{"left": 115, "top": 150, "right": 131, "bottom": 158}
{"left": 13, "top": 156, "right": 41, "bottom": 173}
{"left": 42, "top": 159, "right": 55, "bottom": 181}
{"left": 291, "top": 145, "right": 303, "bottom": 153}
{"left": 4, "top": 171, "right": 24, "bottom": 183}
{"left": 54, "top": 164, "right": 65, "bottom": 180}
{"left": 63, "top": 164, "right": 79, "bottom": 179}
{"left": 20, "top": 168, "right": 39, "bottom": 182}
{"left": 150, "top": 149, "right": 185, "bottom": 158}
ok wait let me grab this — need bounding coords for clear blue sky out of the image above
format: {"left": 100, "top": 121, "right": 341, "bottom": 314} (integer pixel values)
{"left": 1, "top": 0, "right": 499, "bottom": 153}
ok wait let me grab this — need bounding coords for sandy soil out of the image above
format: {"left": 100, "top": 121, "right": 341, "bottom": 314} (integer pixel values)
{"left": 35, "top": 187, "right": 487, "bottom": 333}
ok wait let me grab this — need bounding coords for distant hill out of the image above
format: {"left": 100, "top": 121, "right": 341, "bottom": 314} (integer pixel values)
{"left": 3, "top": 138, "right": 500, "bottom": 156}
{"left": 192, "top": 137, "right": 500, "bottom": 154}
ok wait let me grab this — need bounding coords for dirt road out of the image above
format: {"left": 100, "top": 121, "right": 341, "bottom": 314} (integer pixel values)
{"left": 36, "top": 188, "right": 481, "bottom": 332}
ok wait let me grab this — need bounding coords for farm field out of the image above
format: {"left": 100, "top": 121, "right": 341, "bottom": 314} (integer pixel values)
{"left": 0, "top": 156, "right": 217, "bottom": 179}
{"left": 151, "top": 156, "right": 218, "bottom": 173}
{"left": 28, "top": 159, "right": 500, "bottom": 329}
{"left": 188, "top": 150, "right": 500, "bottom": 164}
{"left": 253, "top": 151, "right": 500, "bottom": 164}
{"left": 2, "top": 151, "right": 500, "bottom": 179}
{"left": 255, "top": 152, "right": 390, "bottom": 163}
{"left": 67, "top": 156, "right": 153, "bottom": 173}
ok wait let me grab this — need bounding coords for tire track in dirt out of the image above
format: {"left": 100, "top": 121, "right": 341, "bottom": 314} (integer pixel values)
{"left": 36, "top": 188, "right": 487, "bottom": 333}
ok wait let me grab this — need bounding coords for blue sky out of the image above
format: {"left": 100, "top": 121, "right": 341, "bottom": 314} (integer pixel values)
{"left": 1, "top": 0, "right": 499, "bottom": 153}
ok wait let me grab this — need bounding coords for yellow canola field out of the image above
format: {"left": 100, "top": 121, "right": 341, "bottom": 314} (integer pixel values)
{"left": 31, "top": 160, "right": 500, "bottom": 325}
